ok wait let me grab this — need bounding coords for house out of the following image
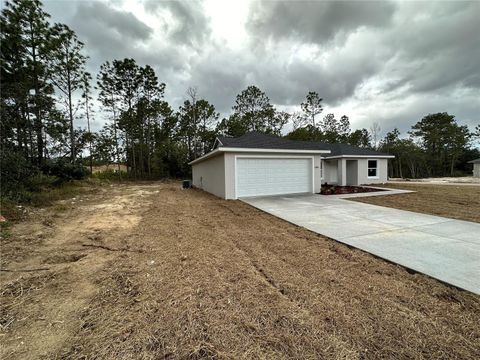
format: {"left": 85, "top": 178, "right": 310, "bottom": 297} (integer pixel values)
{"left": 468, "top": 158, "right": 480, "bottom": 177}
{"left": 91, "top": 163, "right": 127, "bottom": 173}
{"left": 189, "top": 132, "right": 394, "bottom": 199}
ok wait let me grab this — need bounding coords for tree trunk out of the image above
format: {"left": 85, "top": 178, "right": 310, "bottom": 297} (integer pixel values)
{"left": 147, "top": 116, "right": 152, "bottom": 177}
{"left": 132, "top": 141, "right": 137, "bottom": 181}
{"left": 29, "top": 22, "right": 44, "bottom": 166}
{"left": 125, "top": 134, "right": 130, "bottom": 175}
{"left": 67, "top": 70, "right": 75, "bottom": 163}
{"left": 17, "top": 105, "right": 25, "bottom": 154}
{"left": 187, "top": 135, "right": 192, "bottom": 162}
{"left": 86, "top": 98, "right": 92, "bottom": 174}
{"left": 32, "top": 58, "right": 43, "bottom": 165}
{"left": 111, "top": 97, "right": 121, "bottom": 178}
{"left": 139, "top": 123, "right": 145, "bottom": 178}
{"left": 27, "top": 110, "right": 34, "bottom": 162}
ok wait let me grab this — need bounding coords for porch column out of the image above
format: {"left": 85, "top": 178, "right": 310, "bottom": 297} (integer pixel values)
{"left": 337, "top": 159, "right": 347, "bottom": 186}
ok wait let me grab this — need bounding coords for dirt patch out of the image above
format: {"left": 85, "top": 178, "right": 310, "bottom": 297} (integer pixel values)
{"left": 350, "top": 182, "right": 480, "bottom": 223}
{"left": 0, "top": 183, "right": 159, "bottom": 359}
{"left": 1, "top": 182, "right": 479, "bottom": 359}
{"left": 43, "top": 253, "right": 87, "bottom": 264}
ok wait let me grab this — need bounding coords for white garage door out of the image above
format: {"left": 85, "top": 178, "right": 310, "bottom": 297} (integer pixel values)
{"left": 236, "top": 157, "right": 313, "bottom": 198}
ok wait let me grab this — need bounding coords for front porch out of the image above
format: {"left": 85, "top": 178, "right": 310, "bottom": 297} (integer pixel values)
{"left": 322, "top": 158, "right": 359, "bottom": 186}
{"left": 322, "top": 157, "right": 386, "bottom": 186}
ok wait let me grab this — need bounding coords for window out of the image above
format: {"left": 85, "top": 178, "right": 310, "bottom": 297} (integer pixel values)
{"left": 368, "top": 160, "right": 378, "bottom": 178}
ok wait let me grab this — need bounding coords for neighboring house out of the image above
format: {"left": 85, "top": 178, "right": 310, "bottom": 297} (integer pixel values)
{"left": 189, "top": 132, "right": 394, "bottom": 199}
{"left": 468, "top": 158, "right": 480, "bottom": 177}
{"left": 91, "top": 163, "right": 127, "bottom": 173}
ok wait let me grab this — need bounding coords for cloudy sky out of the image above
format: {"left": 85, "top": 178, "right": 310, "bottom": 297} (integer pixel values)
{"left": 43, "top": 0, "right": 480, "bottom": 136}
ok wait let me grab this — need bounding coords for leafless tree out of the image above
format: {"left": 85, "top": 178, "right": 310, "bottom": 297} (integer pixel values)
{"left": 292, "top": 112, "right": 308, "bottom": 130}
{"left": 370, "top": 122, "right": 381, "bottom": 149}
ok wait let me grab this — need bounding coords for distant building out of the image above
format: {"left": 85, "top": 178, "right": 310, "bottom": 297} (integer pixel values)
{"left": 91, "top": 163, "right": 127, "bottom": 173}
{"left": 468, "top": 158, "right": 480, "bottom": 177}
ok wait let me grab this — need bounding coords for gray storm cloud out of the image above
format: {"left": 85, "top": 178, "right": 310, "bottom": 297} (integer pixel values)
{"left": 246, "top": 0, "right": 396, "bottom": 44}
{"left": 143, "top": 0, "right": 211, "bottom": 47}
{"left": 42, "top": 0, "right": 480, "bottom": 135}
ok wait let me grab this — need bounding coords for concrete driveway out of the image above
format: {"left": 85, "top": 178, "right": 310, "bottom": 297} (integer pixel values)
{"left": 242, "top": 194, "right": 480, "bottom": 294}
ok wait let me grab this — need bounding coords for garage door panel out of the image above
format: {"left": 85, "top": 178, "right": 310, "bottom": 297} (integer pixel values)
{"left": 236, "top": 158, "right": 312, "bottom": 198}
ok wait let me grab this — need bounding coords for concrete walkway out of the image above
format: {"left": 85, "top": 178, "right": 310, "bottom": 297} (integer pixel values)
{"left": 242, "top": 194, "right": 480, "bottom": 294}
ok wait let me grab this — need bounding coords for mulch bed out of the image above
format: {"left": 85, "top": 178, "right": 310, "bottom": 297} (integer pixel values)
{"left": 320, "top": 184, "right": 386, "bottom": 195}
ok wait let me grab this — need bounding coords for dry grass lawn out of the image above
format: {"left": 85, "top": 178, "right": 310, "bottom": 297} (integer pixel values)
{"left": 350, "top": 183, "right": 480, "bottom": 223}
{"left": 1, "top": 182, "right": 479, "bottom": 359}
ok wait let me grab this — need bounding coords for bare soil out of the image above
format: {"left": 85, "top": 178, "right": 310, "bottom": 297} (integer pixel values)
{"left": 1, "top": 182, "right": 479, "bottom": 359}
{"left": 351, "top": 183, "right": 480, "bottom": 223}
{"left": 390, "top": 176, "right": 480, "bottom": 184}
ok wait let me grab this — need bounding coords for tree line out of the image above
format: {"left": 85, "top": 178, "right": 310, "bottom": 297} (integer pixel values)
{"left": 1, "top": 0, "right": 479, "bottom": 200}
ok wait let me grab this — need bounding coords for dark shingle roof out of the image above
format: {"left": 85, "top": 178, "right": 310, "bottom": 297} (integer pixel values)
{"left": 217, "top": 132, "right": 327, "bottom": 151}
{"left": 468, "top": 158, "right": 480, "bottom": 164}
{"left": 316, "top": 142, "right": 391, "bottom": 157}
{"left": 217, "top": 132, "right": 392, "bottom": 157}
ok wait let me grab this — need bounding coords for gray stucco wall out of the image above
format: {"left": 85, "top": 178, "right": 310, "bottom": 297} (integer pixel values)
{"left": 191, "top": 153, "right": 226, "bottom": 198}
{"left": 474, "top": 163, "right": 480, "bottom": 178}
{"left": 356, "top": 158, "right": 388, "bottom": 184}
{"left": 323, "top": 160, "right": 338, "bottom": 183}
{"left": 224, "top": 152, "right": 322, "bottom": 199}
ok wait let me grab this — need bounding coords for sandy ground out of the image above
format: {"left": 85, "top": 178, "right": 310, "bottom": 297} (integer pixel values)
{"left": 1, "top": 182, "right": 479, "bottom": 359}
{"left": 389, "top": 176, "right": 480, "bottom": 185}
{"left": 353, "top": 183, "right": 480, "bottom": 223}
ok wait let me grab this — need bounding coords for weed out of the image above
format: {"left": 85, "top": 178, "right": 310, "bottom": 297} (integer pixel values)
{"left": 91, "top": 170, "right": 128, "bottom": 181}
{"left": 0, "top": 220, "right": 12, "bottom": 239}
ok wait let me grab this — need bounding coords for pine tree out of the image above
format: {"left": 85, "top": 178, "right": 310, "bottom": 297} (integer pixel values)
{"left": 97, "top": 61, "right": 122, "bottom": 174}
{"left": 81, "top": 72, "right": 94, "bottom": 173}
{"left": 49, "top": 23, "right": 88, "bottom": 163}
{"left": 1, "top": 0, "right": 55, "bottom": 165}
{"left": 301, "top": 91, "right": 323, "bottom": 128}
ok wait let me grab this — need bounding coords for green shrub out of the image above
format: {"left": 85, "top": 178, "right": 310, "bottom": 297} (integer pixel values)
{"left": 1, "top": 154, "right": 89, "bottom": 206}
{"left": 0, "top": 150, "right": 39, "bottom": 199}
{"left": 26, "top": 173, "right": 58, "bottom": 191}
{"left": 0, "top": 219, "right": 13, "bottom": 239}
{"left": 92, "top": 169, "right": 128, "bottom": 181}
{"left": 42, "top": 159, "right": 88, "bottom": 182}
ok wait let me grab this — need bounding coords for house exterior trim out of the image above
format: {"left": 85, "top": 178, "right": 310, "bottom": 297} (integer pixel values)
{"left": 323, "top": 154, "right": 395, "bottom": 160}
{"left": 189, "top": 147, "right": 330, "bottom": 165}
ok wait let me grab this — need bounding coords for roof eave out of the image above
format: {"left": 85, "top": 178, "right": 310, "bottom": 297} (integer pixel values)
{"left": 323, "top": 154, "right": 395, "bottom": 159}
{"left": 188, "top": 148, "right": 223, "bottom": 165}
{"left": 189, "top": 147, "right": 331, "bottom": 165}
{"left": 220, "top": 147, "right": 330, "bottom": 154}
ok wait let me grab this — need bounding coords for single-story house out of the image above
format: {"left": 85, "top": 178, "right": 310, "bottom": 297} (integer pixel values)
{"left": 468, "top": 158, "right": 480, "bottom": 177}
{"left": 189, "top": 132, "right": 394, "bottom": 199}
